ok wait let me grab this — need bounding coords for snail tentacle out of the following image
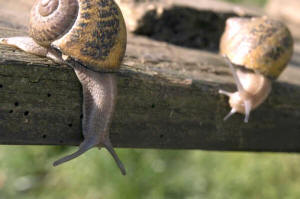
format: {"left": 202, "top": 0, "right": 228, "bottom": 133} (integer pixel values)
{"left": 219, "top": 90, "right": 233, "bottom": 97}
{"left": 103, "top": 139, "right": 126, "bottom": 175}
{"left": 219, "top": 57, "right": 255, "bottom": 122}
{"left": 219, "top": 17, "right": 293, "bottom": 122}
{"left": 53, "top": 137, "right": 99, "bottom": 167}
{"left": 74, "top": 63, "right": 125, "bottom": 174}
{"left": 223, "top": 108, "right": 237, "bottom": 121}
{"left": 244, "top": 100, "right": 251, "bottom": 123}
{"left": 0, "top": 0, "right": 127, "bottom": 174}
{"left": 224, "top": 56, "right": 245, "bottom": 94}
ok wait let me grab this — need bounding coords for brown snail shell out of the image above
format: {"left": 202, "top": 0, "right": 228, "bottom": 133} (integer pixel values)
{"left": 29, "top": 0, "right": 127, "bottom": 72}
{"left": 29, "top": 0, "right": 79, "bottom": 46}
{"left": 0, "top": 0, "right": 128, "bottom": 175}
{"left": 220, "top": 16, "right": 293, "bottom": 79}
{"left": 219, "top": 17, "right": 294, "bottom": 122}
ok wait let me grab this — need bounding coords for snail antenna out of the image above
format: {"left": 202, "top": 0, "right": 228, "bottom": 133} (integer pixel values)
{"left": 103, "top": 139, "right": 126, "bottom": 176}
{"left": 53, "top": 139, "right": 98, "bottom": 167}
{"left": 223, "top": 56, "right": 245, "bottom": 93}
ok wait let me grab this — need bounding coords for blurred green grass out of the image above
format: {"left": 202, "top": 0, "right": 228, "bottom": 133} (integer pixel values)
{"left": 0, "top": 0, "right": 298, "bottom": 198}
{"left": 1, "top": 146, "right": 300, "bottom": 199}
{"left": 222, "top": 0, "right": 267, "bottom": 6}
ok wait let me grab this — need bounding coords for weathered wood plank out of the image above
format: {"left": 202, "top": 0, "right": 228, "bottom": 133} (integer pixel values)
{"left": 1, "top": 27, "right": 300, "bottom": 152}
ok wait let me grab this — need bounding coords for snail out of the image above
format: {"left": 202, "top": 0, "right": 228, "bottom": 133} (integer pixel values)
{"left": 219, "top": 16, "right": 294, "bottom": 123}
{"left": 0, "top": 0, "right": 127, "bottom": 175}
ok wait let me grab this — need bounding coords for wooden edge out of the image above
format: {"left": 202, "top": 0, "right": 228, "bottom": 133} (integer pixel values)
{"left": 1, "top": 27, "right": 300, "bottom": 153}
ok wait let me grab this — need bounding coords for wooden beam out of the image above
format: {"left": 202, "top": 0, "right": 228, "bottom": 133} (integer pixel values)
{"left": 1, "top": 27, "right": 300, "bottom": 152}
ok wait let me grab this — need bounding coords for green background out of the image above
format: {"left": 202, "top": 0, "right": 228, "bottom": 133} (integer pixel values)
{"left": 224, "top": 0, "right": 267, "bottom": 6}
{"left": 1, "top": 0, "right": 298, "bottom": 198}
{"left": 1, "top": 147, "right": 300, "bottom": 199}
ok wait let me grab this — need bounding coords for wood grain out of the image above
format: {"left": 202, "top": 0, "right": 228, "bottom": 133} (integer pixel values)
{"left": 1, "top": 27, "right": 300, "bottom": 152}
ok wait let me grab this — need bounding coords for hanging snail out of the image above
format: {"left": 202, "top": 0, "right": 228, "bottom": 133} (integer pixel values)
{"left": 0, "top": 0, "right": 127, "bottom": 175}
{"left": 219, "top": 16, "right": 294, "bottom": 123}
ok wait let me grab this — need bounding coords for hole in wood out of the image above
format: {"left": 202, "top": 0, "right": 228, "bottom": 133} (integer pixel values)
{"left": 42, "top": 134, "right": 47, "bottom": 139}
{"left": 151, "top": 104, "right": 156, "bottom": 108}
{"left": 68, "top": 123, "right": 72, "bottom": 127}
{"left": 14, "top": 102, "right": 19, "bottom": 107}
{"left": 0, "top": 84, "right": 3, "bottom": 88}
{"left": 134, "top": 7, "right": 229, "bottom": 51}
{"left": 9, "top": 110, "right": 13, "bottom": 113}
{"left": 59, "top": 140, "right": 64, "bottom": 144}
{"left": 24, "top": 111, "right": 29, "bottom": 116}
{"left": 47, "top": 93, "right": 51, "bottom": 97}
{"left": 80, "top": 114, "right": 83, "bottom": 119}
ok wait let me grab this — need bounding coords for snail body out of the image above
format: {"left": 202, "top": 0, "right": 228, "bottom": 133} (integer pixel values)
{"left": 0, "top": 0, "right": 127, "bottom": 175}
{"left": 219, "top": 17, "right": 293, "bottom": 122}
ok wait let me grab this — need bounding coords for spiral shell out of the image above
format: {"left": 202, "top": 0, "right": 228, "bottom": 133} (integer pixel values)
{"left": 29, "top": 0, "right": 79, "bottom": 46}
{"left": 29, "top": 0, "right": 127, "bottom": 71}
{"left": 220, "top": 17, "right": 293, "bottom": 79}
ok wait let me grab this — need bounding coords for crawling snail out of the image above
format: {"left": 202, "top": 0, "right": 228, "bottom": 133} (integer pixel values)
{"left": 219, "top": 17, "right": 294, "bottom": 123}
{"left": 0, "top": 0, "right": 127, "bottom": 175}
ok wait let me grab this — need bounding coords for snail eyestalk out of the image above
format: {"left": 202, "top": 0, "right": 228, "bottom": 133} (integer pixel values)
{"left": 219, "top": 56, "right": 271, "bottom": 123}
{"left": 53, "top": 63, "right": 126, "bottom": 175}
{"left": 0, "top": 0, "right": 127, "bottom": 175}
{"left": 219, "top": 17, "right": 293, "bottom": 123}
{"left": 0, "top": 38, "right": 126, "bottom": 174}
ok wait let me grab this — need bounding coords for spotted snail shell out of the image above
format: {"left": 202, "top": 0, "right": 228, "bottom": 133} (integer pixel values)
{"left": 220, "top": 17, "right": 294, "bottom": 79}
{"left": 29, "top": 0, "right": 127, "bottom": 71}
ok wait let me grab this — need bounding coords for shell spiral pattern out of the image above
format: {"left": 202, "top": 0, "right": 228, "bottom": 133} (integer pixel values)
{"left": 220, "top": 17, "right": 293, "bottom": 79}
{"left": 29, "top": 0, "right": 127, "bottom": 71}
{"left": 29, "top": 0, "right": 79, "bottom": 46}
